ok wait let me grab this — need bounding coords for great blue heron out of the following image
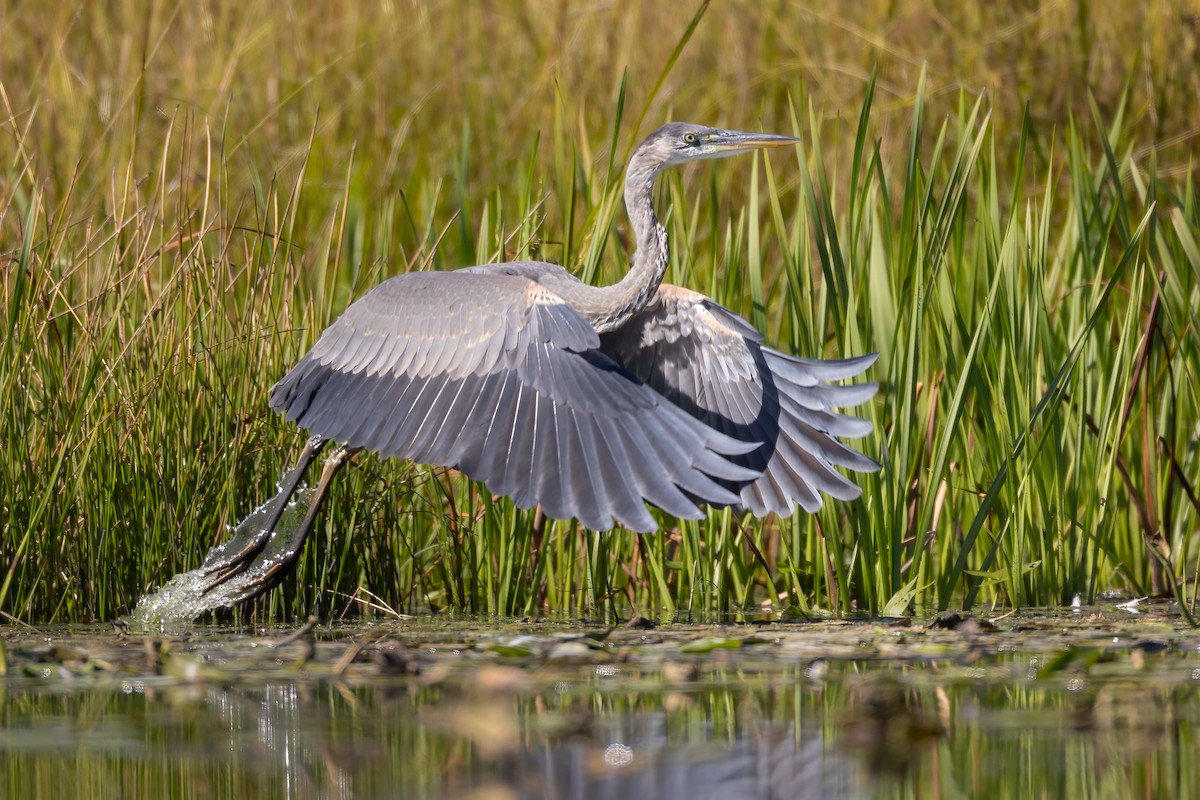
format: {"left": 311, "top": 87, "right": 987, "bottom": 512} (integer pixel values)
{"left": 204, "top": 122, "right": 878, "bottom": 602}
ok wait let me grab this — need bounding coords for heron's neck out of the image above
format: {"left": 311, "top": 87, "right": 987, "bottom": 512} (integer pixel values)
{"left": 590, "top": 173, "right": 667, "bottom": 333}
{"left": 536, "top": 168, "right": 669, "bottom": 333}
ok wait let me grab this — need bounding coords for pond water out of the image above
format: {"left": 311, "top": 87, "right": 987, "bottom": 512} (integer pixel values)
{"left": 2, "top": 607, "right": 1197, "bottom": 798}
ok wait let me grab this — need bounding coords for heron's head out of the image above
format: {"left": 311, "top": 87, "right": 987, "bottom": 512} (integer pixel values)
{"left": 638, "top": 122, "right": 799, "bottom": 174}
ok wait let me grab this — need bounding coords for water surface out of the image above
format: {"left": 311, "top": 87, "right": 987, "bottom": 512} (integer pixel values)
{"left": 2, "top": 607, "right": 1197, "bottom": 798}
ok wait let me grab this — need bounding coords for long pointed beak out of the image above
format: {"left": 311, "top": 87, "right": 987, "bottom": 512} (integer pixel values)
{"left": 707, "top": 130, "right": 800, "bottom": 153}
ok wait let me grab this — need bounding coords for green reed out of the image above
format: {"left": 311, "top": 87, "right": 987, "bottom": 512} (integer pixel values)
{"left": 1, "top": 2, "right": 1197, "bottom": 623}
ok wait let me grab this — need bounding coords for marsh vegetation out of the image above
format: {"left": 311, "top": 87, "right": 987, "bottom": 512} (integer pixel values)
{"left": 2, "top": 1, "right": 1199, "bottom": 624}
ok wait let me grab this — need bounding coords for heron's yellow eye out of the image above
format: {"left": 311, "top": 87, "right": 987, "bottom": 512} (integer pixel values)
{"left": 683, "top": 131, "right": 698, "bottom": 144}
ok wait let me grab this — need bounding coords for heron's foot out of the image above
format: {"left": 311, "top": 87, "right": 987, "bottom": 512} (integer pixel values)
{"left": 199, "top": 436, "right": 331, "bottom": 596}
{"left": 209, "top": 443, "right": 353, "bottom": 605}
{"left": 222, "top": 533, "right": 311, "bottom": 605}
{"left": 198, "top": 481, "right": 310, "bottom": 594}
{"left": 200, "top": 527, "right": 277, "bottom": 591}
{"left": 200, "top": 522, "right": 296, "bottom": 595}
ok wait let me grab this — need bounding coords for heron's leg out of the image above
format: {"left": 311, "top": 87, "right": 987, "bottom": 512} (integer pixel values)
{"left": 229, "top": 444, "right": 355, "bottom": 605}
{"left": 203, "top": 435, "right": 329, "bottom": 590}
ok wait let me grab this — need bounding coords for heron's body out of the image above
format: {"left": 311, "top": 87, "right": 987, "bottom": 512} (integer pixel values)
{"left": 205, "top": 122, "right": 879, "bottom": 602}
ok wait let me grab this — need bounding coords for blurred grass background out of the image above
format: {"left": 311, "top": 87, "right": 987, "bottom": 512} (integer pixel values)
{"left": 2, "top": 0, "right": 1198, "bottom": 623}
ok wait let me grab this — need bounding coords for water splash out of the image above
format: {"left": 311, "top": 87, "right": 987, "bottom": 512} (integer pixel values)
{"left": 132, "top": 464, "right": 315, "bottom": 629}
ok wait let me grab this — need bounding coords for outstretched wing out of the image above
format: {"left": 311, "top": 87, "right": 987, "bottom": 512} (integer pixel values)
{"left": 600, "top": 284, "right": 879, "bottom": 517}
{"left": 269, "top": 269, "right": 757, "bottom": 532}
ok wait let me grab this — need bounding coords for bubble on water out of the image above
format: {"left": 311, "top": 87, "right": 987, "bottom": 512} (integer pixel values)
{"left": 603, "top": 743, "right": 634, "bottom": 767}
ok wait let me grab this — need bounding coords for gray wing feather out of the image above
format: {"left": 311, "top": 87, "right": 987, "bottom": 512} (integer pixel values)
{"left": 532, "top": 402, "right": 566, "bottom": 518}
{"left": 558, "top": 411, "right": 609, "bottom": 529}
{"left": 407, "top": 375, "right": 472, "bottom": 463}
{"left": 600, "top": 285, "right": 879, "bottom": 518}
{"left": 506, "top": 384, "right": 539, "bottom": 504}
{"left": 270, "top": 269, "right": 756, "bottom": 532}
{"left": 598, "top": 417, "right": 663, "bottom": 527}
